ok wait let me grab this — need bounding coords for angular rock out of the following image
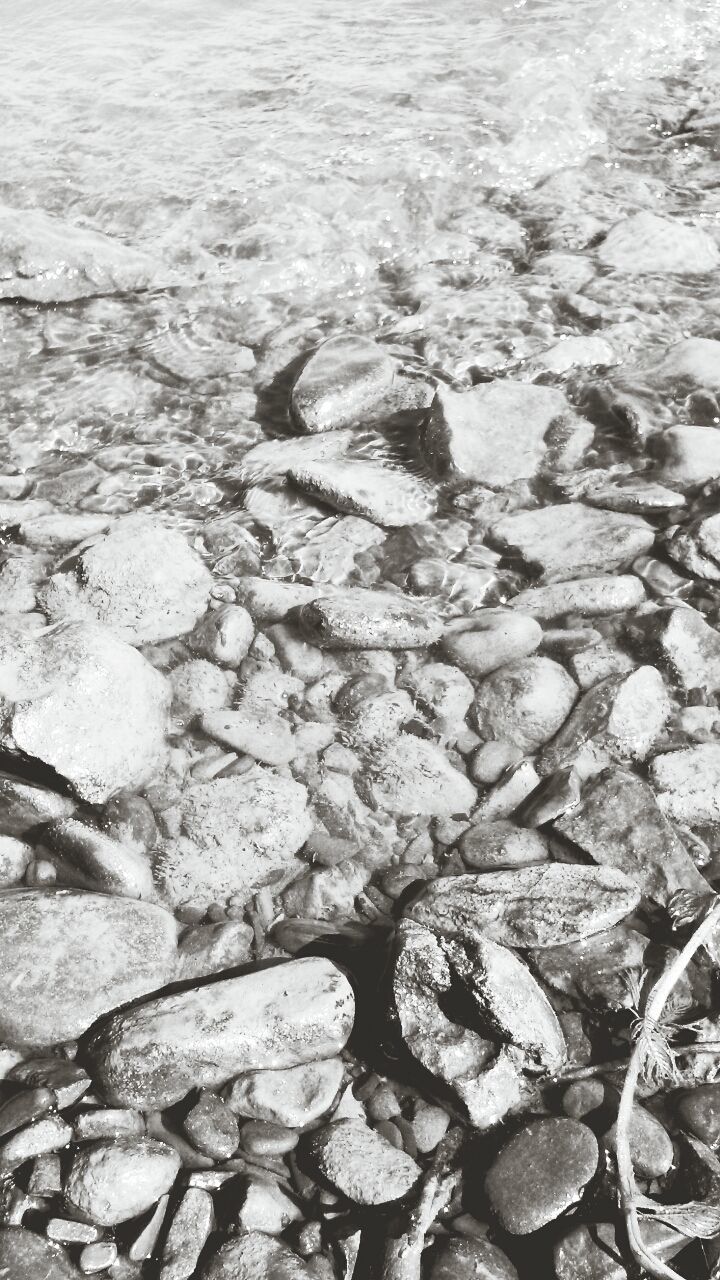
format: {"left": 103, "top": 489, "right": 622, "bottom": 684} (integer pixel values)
{"left": 183, "top": 1093, "right": 239, "bottom": 1160}
{"left": 510, "top": 575, "right": 645, "bottom": 620}
{"left": 665, "top": 512, "right": 720, "bottom": 583}
{"left": 39, "top": 516, "right": 213, "bottom": 645}
{"left": 153, "top": 770, "right": 312, "bottom": 910}
{"left": 485, "top": 1118, "right": 599, "bottom": 1234}
{"left": 87, "top": 957, "right": 355, "bottom": 1110}
{"left": 597, "top": 211, "right": 719, "bottom": 274}
{"left": 405, "top": 865, "right": 640, "bottom": 950}
{"left": 538, "top": 666, "right": 671, "bottom": 777}
{"left": 629, "top": 604, "right": 720, "bottom": 692}
{"left": 473, "top": 656, "right": 578, "bottom": 753}
{"left": 0, "top": 621, "right": 170, "bottom": 804}
{"left": 442, "top": 610, "right": 542, "bottom": 677}
{"left": 188, "top": 605, "right": 254, "bottom": 668}
{"left": 64, "top": 1137, "right": 181, "bottom": 1226}
{"left": 171, "top": 659, "right": 233, "bottom": 721}
{"left": 0, "top": 890, "right": 178, "bottom": 1044}
{"left": 650, "top": 744, "right": 720, "bottom": 826}
{"left": 555, "top": 767, "right": 708, "bottom": 904}
{"left": 532, "top": 923, "right": 650, "bottom": 1011}
{"left": 474, "top": 760, "right": 541, "bottom": 821}
{"left": 358, "top": 735, "right": 476, "bottom": 816}
{"left": 656, "top": 425, "right": 720, "bottom": 489}
{"left": 0, "top": 1226, "right": 81, "bottom": 1278}
{"left": 298, "top": 589, "right": 442, "bottom": 649}
{"left": 201, "top": 1231, "right": 312, "bottom": 1280}
{"left": 159, "top": 1188, "right": 214, "bottom": 1280}
{"left": 9, "top": 1058, "right": 90, "bottom": 1108}
{"left": 290, "top": 334, "right": 397, "bottom": 433}
{"left": 655, "top": 337, "right": 720, "bottom": 393}
{"left": 236, "top": 576, "right": 324, "bottom": 623}
{"left": 288, "top": 458, "right": 435, "bottom": 527}
{"left": 460, "top": 820, "right": 549, "bottom": 870}
{"left": 225, "top": 1059, "right": 344, "bottom": 1128}
{"left": 490, "top": 503, "right": 654, "bottom": 583}
{"left": 304, "top": 1119, "right": 420, "bottom": 1204}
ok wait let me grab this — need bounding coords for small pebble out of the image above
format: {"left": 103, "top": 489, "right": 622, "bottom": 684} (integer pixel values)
{"left": 409, "top": 1101, "right": 451, "bottom": 1154}
{"left": 0, "top": 1086, "right": 55, "bottom": 1139}
{"left": 678, "top": 1084, "right": 720, "bottom": 1148}
{"left": 0, "top": 1114, "right": 73, "bottom": 1174}
{"left": 159, "top": 1187, "right": 214, "bottom": 1280}
{"left": 80, "top": 1241, "right": 119, "bottom": 1274}
{"left": 46, "top": 1218, "right": 104, "bottom": 1245}
{"left": 183, "top": 1092, "right": 239, "bottom": 1160}
{"left": 240, "top": 1120, "right": 299, "bottom": 1157}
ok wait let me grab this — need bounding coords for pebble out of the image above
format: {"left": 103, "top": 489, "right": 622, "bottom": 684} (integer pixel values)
{"left": 290, "top": 333, "right": 398, "bottom": 433}
{"left": 46, "top": 1219, "right": 104, "bottom": 1245}
{"left": 9, "top": 1057, "right": 90, "bottom": 1108}
{"left": 510, "top": 574, "right": 645, "bottom": 619}
{"left": 297, "top": 589, "right": 443, "bottom": 649}
{"left": 460, "top": 820, "right": 549, "bottom": 869}
{"left": 236, "top": 1179, "right": 303, "bottom": 1233}
{"left": 0, "top": 772, "right": 76, "bottom": 837}
{"left": 603, "top": 1102, "right": 674, "bottom": 1178}
{"left": 80, "top": 1242, "right": 119, "bottom": 1274}
{"left": 171, "top": 659, "right": 233, "bottom": 720}
{"left": 0, "top": 835, "right": 31, "bottom": 887}
{"left": 470, "top": 740, "right": 524, "bottom": 785}
{"left": 127, "top": 1192, "right": 169, "bottom": 1260}
{"left": 88, "top": 957, "right": 355, "bottom": 1111}
{"left": 538, "top": 665, "right": 671, "bottom": 777}
{"left": 490, "top": 502, "right": 654, "bottom": 583}
{"left": 655, "top": 336, "right": 720, "bottom": 392}
{"left": 473, "top": 655, "right": 578, "bottom": 753}
{"left": 74, "top": 1108, "right": 145, "bottom": 1142}
{"left": 183, "top": 1092, "right": 239, "bottom": 1159}
{"left": 201, "top": 708, "right": 295, "bottom": 765}
{"left": 304, "top": 1118, "right": 420, "bottom": 1204}
{"left": 442, "top": 610, "right": 542, "bottom": 677}
{"left": 631, "top": 603, "right": 720, "bottom": 692}
{"left": 64, "top": 1137, "right": 181, "bottom": 1226}
{"left": 473, "top": 760, "right": 540, "bottom": 820}
{"left": 42, "top": 816, "right": 154, "bottom": 899}
{"left": 176, "top": 922, "right": 254, "bottom": 983}
{"left": 159, "top": 1188, "right": 214, "bottom": 1280}
{"left": 677, "top": 1083, "right": 720, "bottom": 1148}
{"left": 656, "top": 424, "right": 720, "bottom": 489}
{"left": 398, "top": 661, "right": 475, "bottom": 725}
{"left": 0, "top": 1113, "right": 73, "bottom": 1174}
{"left": 201, "top": 1231, "right": 311, "bottom": 1280}
{"left": 650, "top": 743, "right": 720, "bottom": 825}
{"left": 0, "top": 1226, "right": 82, "bottom": 1278}
{"left": 553, "top": 1220, "right": 686, "bottom": 1280}
{"left": 485, "top": 1117, "right": 599, "bottom": 1234}
{"left": 665, "top": 511, "right": 720, "bottom": 583}
{"left": 359, "top": 734, "right": 477, "bottom": 815}
{"left": 428, "top": 1235, "right": 519, "bottom": 1280}
{"left": 188, "top": 604, "right": 254, "bottom": 667}
{"left": 601, "top": 209, "right": 720, "bottom": 273}
{"left": 225, "top": 1058, "right": 344, "bottom": 1128}
{"left": 408, "top": 1100, "right": 450, "bottom": 1153}
{"left": 288, "top": 457, "right": 435, "bottom": 527}
{"left": 28, "top": 1151, "right": 62, "bottom": 1196}
{"left": 236, "top": 575, "right": 323, "bottom": 623}
{"left": 240, "top": 1120, "right": 300, "bottom": 1156}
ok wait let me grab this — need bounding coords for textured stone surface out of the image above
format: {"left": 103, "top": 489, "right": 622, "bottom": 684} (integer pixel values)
{"left": 650, "top": 743, "right": 720, "bottom": 825}
{"left": 597, "top": 211, "right": 719, "bottom": 274}
{"left": 225, "top": 1059, "right": 344, "bottom": 1128}
{"left": 485, "top": 1118, "right": 599, "bottom": 1234}
{"left": 305, "top": 1119, "right": 420, "bottom": 1204}
{"left": 442, "top": 610, "right": 542, "bottom": 677}
{"left": 298, "top": 589, "right": 442, "bottom": 649}
{"left": 538, "top": 666, "right": 671, "bottom": 777}
{"left": 0, "top": 1226, "right": 81, "bottom": 1278}
{"left": 290, "top": 334, "right": 398, "bottom": 433}
{"left": 473, "top": 656, "right": 578, "bottom": 753}
{"left": 428, "top": 1234, "right": 519, "bottom": 1280}
{"left": 510, "top": 575, "right": 645, "bottom": 619}
{"left": 490, "top": 503, "right": 654, "bottom": 583}
{"left": 64, "top": 1138, "right": 181, "bottom": 1226}
{"left": 358, "top": 735, "right": 477, "bottom": 816}
{"left": 288, "top": 458, "right": 435, "bottom": 526}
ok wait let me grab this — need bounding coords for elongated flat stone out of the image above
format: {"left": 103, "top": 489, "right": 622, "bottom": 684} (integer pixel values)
{"left": 298, "top": 589, "right": 442, "bottom": 649}
{"left": 288, "top": 458, "right": 436, "bottom": 527}
{"left": 490, "top": 503, "right": 654, "bottom": 583}
{"left": 291, "top": 334, "right": 397, "bottom": 433}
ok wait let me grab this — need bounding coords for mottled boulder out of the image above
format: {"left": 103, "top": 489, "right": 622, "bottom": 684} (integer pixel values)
{"left": 88, "top": 957, "right": 355, "bottom": 1110}
{"left": 64, "top": 1138, "right": 181, "bottom": 1226}
{"left": 358, "top": 735, "right": 476, "bottom": 816}
{"left": 290, "top": 334, "right": 398, "bottom": 433}
{"left": 538, "top": 666, "right": 671, "bottom": 777}
{"left": 490, "top": 503, "right": 654, "bottom": 583}
{"left": 39, "top": 515, "right": 213, "bottom": 645}
{"left": 304, "top": 1119, "right": 420, "bottom": 1204}
{"left": 485, "top": 1118, "right": 599, "bottom": 1234}
{"left": 288, "top": 458, "right": 435, "bottom": 527}
{"left": 473, "top": 656, "right": 578, "bottom": 753}
{"left": 597, "top": 211, "right": 719, "bottom": 274}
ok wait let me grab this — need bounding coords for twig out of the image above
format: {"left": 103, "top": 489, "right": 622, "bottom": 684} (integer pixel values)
{"left": 616, "top": 895, "right": 720, "bottom": 1280}
{"left": 380, "top": 1128, "right": 464, "bottom": 1280}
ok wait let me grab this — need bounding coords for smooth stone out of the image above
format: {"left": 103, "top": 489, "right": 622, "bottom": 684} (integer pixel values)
{"left": 460, "top": 821, "right": 549, "bottom": 870}
{"left": 201, "top": 1232, "right": 312, "bottom": 1280}
{"left": 39, "top": 516, "right": 212, "bottom": 645}
{"left": 188, "top": 605, "right": 254, "bottom": 668}
{"left": 442, "top": 611, "right": 542, "bottom": 677}
{"left": 490, "top": 503, "right": 654, "bottom": 583}
{"left": 46, "top": 1220, "right": 104, "bottom": 1246}
{"left": 581, "top": 476, "right": 685, "bottom": 515}
{"left": 630, "top": 604, "right": 720, "bottom": 692}
{"left": 405, "top": 865, "right": 640, "bottom": 950}
{"left": 225, "top": 1058, "right": 343, "bottom": 1128}
{"left": 656, "top": 425, "right": 720, "bottom": 488}
{"left": 19, "top": 514, "right": 110, "bottom": 551}
{"left": 510, "top": 575, "right": 645, "bottom": 620}
{"left": 650, "top": 743, "right": 720, "bottom": 825}
{"left": 42, "top": 817, "right": 154, "bottom": 899}
{"left": 470, "top": 741, "right": 524, "bottom": 786}
{"left": 297, "top": 589, "right": 442, "bottom": 649}
{"left": 555, "top": 767, "right": 708, "bottom": 905}
{"left": 423, "top": 381, "right": 578, "bottom": 486}
{"left": 677, "top": 1084, "right": 720, "bottom": 1148}
{"left": 358, "top": 735, "right": 476, "bottom": 816}
{"left": 239, "top": 1119, "right": 298, "bottom": 1156}
{"left": 485, "top": 1118, "right": 599, "bottom": 1234}
{"left": 473, "top": 656, "right": 578, "bottom": 753}
{"left": 288, "top": 458, "right": 435, "bottom": 528}
{"left": 597, "top": 211, "right": 720, "bottom": 274}
{"left": 290, "top": 333, "right": 398, "bottom": 433}
{"left": 0, "top": 890, "right": 178, "bottom": 1045}
{"left": 183, "top": 1093, "right": 239, "bottom": 1160}
{"left": 87, "top": 957, "right": 355, "bottom": 1110}
{"left": 531, "top": 336, "right": 616, "bottom": 374}
{"left": 80, "top": 1242, "right": 118, "bottom": 1274}
{"left": 73, "top": 1109, "right": 145, "bottom": 1142}
{"left": 398, "top": 661, "right": 475, "bottom": 726}
{"left": 200, "top": 709, "right": 295, "bottom": 766}
{"left": 473, "top": 760, "right": 540, "bottom": 821}
{"left": 553, "top": 1220, "right": 686, "bottom": 1280}
{"left": 159, "top": 1188, "right": 214, "bottom": 1280}
{"left": 0, "top": 835, "right": 31, "bottom": 886}
{"left": 0, "top": 1114, "right": 73, "bottom": 1174}
{"left": 665, "top": 512, "right": 720, "bottom": 583}
{"left": 235, "top": 1180, "right": 302, "bottom": 1234}
{"left": 171, "top": 659, "right": 233, "bottom": 720}
{"left": 236, "top": 576, "right": 323, "bottom": 623}
{"left": 305, "top": 1119, "right": 420, "bottom": 1204}
{"left": 0, "top": 1226, "right": 81, "bottom": 1278}
{"left": 655, "top": 337, "right": 720, "bottom": 392}
{"left": 0, "top": 1086, "right": 55, "bottom": 1138}
{"left": 239, "top": 428, "right": 357, "bottom": 483}
{"left": 0, "top": 620, "right": 170, "bottom": 804}
{"left": 176, "top": 921, "right": 254, "bottom": 982}
{"left": 570, "top": 640, "right": 636, "bottom": 690}
{"left": 64, "top": 1138, "right": 181, "bottom": 1227}
{"left": 531, "top": 924, "right": 652, "bottom": 1011}
{"left": 538, "top": 666, "right": 671, "bottom": 777}
{"left": 603, "top": 1104, "right": 673, "bottom": 1178}
{"left": 9, "top": 1058, "right": 90, "bottom": 1108}
{"left": 428, "top": 1234, "right": 519, "bottom": 1280}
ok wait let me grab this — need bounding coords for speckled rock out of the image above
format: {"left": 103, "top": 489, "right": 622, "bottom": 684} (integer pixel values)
{"left": 201, "top": 1231, "right": 312, "bottom": 1280}
{"left": 200, "top": 708, "right": 295, "bottom": 765}
{"left": 0, "top": 890, "right": 178, "bottom": 1045}
{"left": 88, "top": 957, "right": 355, "bottom": 1110}
{"left": 288, "top": 458, "right": 435, "bottom": 527}
{"left": 656, "top": 425, "right": 720, "bottom": 489}
{"left": 655, "top": 337, "right": 720, "bottom": 392}
{"left": 0, "top": 835, "right": 31, "bottom": 886}
{"left": 39, "top": 515, "right": 212, "bottom": 645}
{"left": 442, "top": 611, "right": 542, "bottom": 677}
{"left": 538, "top": 666, "right": 671, "bottom": 777}
{"left": 428, "top": 1235, "right": 519, "bottom": 1280}
{"left": 171, "top": 659, "right": 233, "bottom": 721}
{"left": 236, "top": 576, "right": 323, "bottom": 623}
{"left": 650, "top": 743, "right": 720, "bottom": 826}
{"left": 41, "top": 817, "right": 155, "bottom": 900}
{"left": 473, "top": 656, "right": 578, "bottom": 753}
{"left": 305, "top": 1119, "right": 420, "bottom": 1204}
{"left": 290, "top": 333, "right": 398, "bottom": 433}
{"left": 490, "top": 503, "right": 654, "bottom": 583}
{"left": 665, "top": 512, "right": 720, "bottom": 583}
{"left": 398, "top": 661, "right": 475, "bottom": 727}
{"left": 159, "top": 1188, "right": 214, "bottom": 1280}
{"left": 603, "top": 1103, "right": 673, "bottom": 1178}
{"left": 510, "top": 575, "right": 645, "bottom": 619}
{"left": 553, "top": 1219, "right": 686, "bottom": 1280}
{"left": 64, "top": 1138, "right": 181, "bottom": 1226}
{"left": 298, "top": 589, "right": 442, "bottom": 649}
{"left": 485, "top": 1118, "right": 599, "bottom": 1234}
{"left": 629, "top": 605, "right": 720, "bottom": 692}
{"left": 188, "top": 605, "right": 254, "bottom": 667}
{"left": 358, "top": 734, "right": 476, "bottom": 815}
{"left": 460, "top": 821, "right": 549, "bottom": 870}
{"left": 597, "top": 211, "right": 719, "bottom": 274}
{"left": 225, "top": 1058, "right": 344, "bottom": 1128}
{"left": 0, "top": 1226, "right": 81, "bottom": 1278}
{"left": 183, "top": 1092, "right": 239, "bottom": 1160}
{"left": 531, "top": 923, "right": 651, "bottom": 1011}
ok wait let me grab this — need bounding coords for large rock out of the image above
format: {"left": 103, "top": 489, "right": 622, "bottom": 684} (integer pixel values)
{"left": 87, "top": 956, "right": 355, "bottom": 1110}
{"left": 628, "top": 605, "right": 720, "bottom": 692}
{"left": 538, "top": 666, "right": 671, "bottom": 777}
{"left": 490, "top": 503, "right": 654, "bottom": 582}
{"left": 0, "top": 1227, "right": 81, "bottom": 1278}
{"left": 0, "top": 620, "right": 170, "bottom": 803}
{"left": 357, "top": 735, "right": 476, "bottom": 816}
{"left": 650, "top": 744, "right": 720, "bottom": 826}
{"left": 665, "top": 512, "right": 720, "bottom": 583}
{"left": 597, "top": 211, "right": 720, "bottom": 274}
{"left": 288, "top": 458, "right": 435, "bottom": 527}
{"left": 290, "top": 334, "right": 398, "bottom": 433}
{"left": 39, "top": 516, "right": 213, "bottom": 645}
{"left": 656, "top": 425, "right": 720, "bottom": 489}
{"left": 655, "top": 337, "right": 720, "bottom": 392}
{"left": 153, "top": 770, "right": 312, "bottom": 911}
{"left": 0, "top": 890, "right": 178, "bottom": 1045}
{"left": 64, "top": 1137, "right": 181, "bottom": 1226}
{"left": 422, "top": 381, "right": 582, "bottom": 486}
{"left": 510, "top": 575, "right": 645, "bottom": 620}
{"left": 305, "top": 1119, "right": 420, "bottom": 1205}
{"left": 442, "top": 610, "right": 542, "bottom": 677}
{"left": 473, "top": 656, "right": 578, "bottom": 753}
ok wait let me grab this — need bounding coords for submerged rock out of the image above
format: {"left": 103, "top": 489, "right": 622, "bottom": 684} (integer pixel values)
{"left": 88, "top": 956, "right": 355, "bottom": 1110}
{"left": 490, "top": 503, "right": 654, "bottom": 582}
{"left": 538, "top": 666, "right": 671, "bottom": 777}
{"left": 532, "top": 923, "right": 650, "bottom": 1011}
{"left": 485, "top": 1117, "right": 599, "bottom": 1234}
{"left": 298, "top": 589, "right": 442, "bottom": 649}
{"left": 304, "top": 1119, "right": 420, "bottom": 1204}
{"left": 0, "top": 773, "right": 75, "bottom": 836}
{"left": 628, "top": 604, "right": 720, "bottom": 692}
{"left": 64, "top": 1137, "right": 181, "bottom": 1226}
{"left": 288, "top": 458, "right": 435, "bottom": 527}
{"left": 655, "top": 336, "right": 720, "bottom": 393}
{"left": 358, "top": 734, "right": 476, "bottom": 815}
{"left": 290, "top": 334, "right": 398, "bottom": 433}
{"left": 428, "top": 1236, "right": 519, "bottom": 1280}
{"left": 473, "top": 656, "right": 578, "bottom": 753}
{"left": 597, "top": 211, "right": 720, "bottom": 274}
{"left": 656, "top": 425, "right": 720, "bottom": 489}
{"left": 665, "top": 512, "right": 720, "bottom": 583}
{"left": 442, "top": 610, "right": 542, "bottom": 677}
{"left": 510, "top": 575, "right": 645, "bottom": 619}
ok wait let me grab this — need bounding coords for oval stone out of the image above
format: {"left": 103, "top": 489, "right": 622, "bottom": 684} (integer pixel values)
{"left": 64, "top": 1137, "right": 181, "bottom": 1226}
{"left": 485, "top": 1117, "right": 599, "bottom": 1234}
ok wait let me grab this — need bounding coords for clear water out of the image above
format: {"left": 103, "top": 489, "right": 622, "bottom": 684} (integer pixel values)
{"left": 2, "top": 0, "right": 720, "bottom": 546}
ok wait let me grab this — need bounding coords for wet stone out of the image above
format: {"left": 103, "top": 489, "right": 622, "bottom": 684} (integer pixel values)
{"left": 531, "top": 923, "right": 651, "bottom": 1011}
{"left": 510, "top": 575, "right": 645, "bottom": 620}
{"left": 0, "top": 1086, "right": 55, "bottom": 1138}
{"left": 553, "top": 1219, "right": 686, "bottom": 1280}
{"left": 159, "top": 1188, "right": 214, "bottom": 1280}
{"left": 473, "top": 760, "right": 540, "bottom": 820}
{"left": 665, "top": 511, "right": 720, "bottom": 583}
{"left": 171, "top": 658, "right": 233, "bottom": 721}
{"left": 490, "top": 502, "right": 654, "bottom": 583}
{"left": 459, "top": 820, "right": 549, "bottom": 870}
{"left": 603, "top": 1103, "right": 673, "bottom": 1178}
{"left": 290, "top": 333, "right": 398, "bottom": 433}
{"left": 0, "top": 835, "right": 31, "bottom": 886}
{"left": 304, "top": 1118, "right": 420, "bottom": 1204}
{"left": 64, "top": 1137, "right": 181, "bottom": 1227}
{"left": 629, "top": 604, "right": 720, "bottom": 692}
{"left": 235, "top": 1179, "right": 303, "bottom": 1233}
{"left": 358, "top": 734, "right": 476, "bottom": 815}
{"left": 73, "top": 1108, "right": 145, "bottom": 1142}
{"left": 201, "top": 1231, "right": 313, "bottom": 1280}
{"left": 656, "top": 424, "right": 720, "bottom": 489}
{"left": 485, "top": 1117, "right": 599, "bottom": 1235}
{"left": 46, "top": 1219, "right": 104, "bottom": 1245}
{"left": 225, "top": 1058, "right": 344, "bottom": 1128}
{"left": 239, "top": 1118, "right": 299, "bottom": 1156}
{"left": 655, "top": 336, "right": 720, "bottom": 393}
{"left": 80, "top": 1242, "right": 119, "bottom": 1275}
{"left": 428, "top": 1234, "right": 519, "bottom": 1280}
{"left": 442, "top": 610, "right": 542, "bottom": 677}
{"left": 183, "top": 1092, "right": 239, "bottom": 1160}
{"left": 9, "top": 1057, "right": 91, "bottom": 1108}
{"left": 649, "top": 743, "right": 720, "bottom": 826}
{"left": 297, "top": 588, "right": 443, "bottom": 649}
{"left": 288, "top": 457, "right": 436, "bottom": 527}
{"left": 473, "top": 655, "right": 578, "bottom": 753}
{"left": 0, "top": 1225, "right": 82, "bottom": 1279}
{"left": 597, "top": 210, "right": 720, "bottom": 274}
{"left": 677, "top": 1083, "right": 720, "bottom": 1148}
{"left": 42, "top": 816, "right": 155, "bottom": 900}
{"left": 188, "top": 604, "right": 254, "bottom": 667}
{"left": 0, "top": 1113, "right": 73, "bottom": 1175}
{"left": 538, "top": 665, "right": 671, "bottom": 777}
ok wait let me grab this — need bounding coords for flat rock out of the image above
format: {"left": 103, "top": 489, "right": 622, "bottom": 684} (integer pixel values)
{"left": 538, "top": 666, "right": 671, "bottom": 777}
{"left": 358, "top": 735, "right": 476, "bottom": 816}
{"left": 0, "top": 889, "right": 178, "bottom": 1045}
{"left": 656, "top": 425, "right": 720, "bottom": 489}
{"left": 405, "top": 865, "right": 640, "bottom": 949}
{"left": 159, "top": 1187, "right": 214, "bottom": 1280}
{"left": 153, "top": 770, "right": 312, "bottom": 911}
{"left": 239, "top": 428, "right": 357, "bottom": 484}
{"left": 665, "top": 512, "right": 720, "bottom": 583}
{"left": 39, "top": 516, "right": 213, "bottom": 645}
{"left": 0, "top": 620, "right": 170, "bottom": 804}
{"left": 43, "top": 816, "right": 155, "bottom": 899}
{"left": 655, "top": 337, "right": 720, "bottom": 392}
{"left": 597, "top": 211, "right": 719, "bottom": 274}
{"left": 485, "top": 1117, "right": 599, "bottom": 1234}
{"left": 290, "top": 334, "right": 398, "bottom": 433}
{"left": 428, "top": 1235, "right": 519, "bottom": 1280}
{"left": 629, "top": 604, "right": 720, "bottom": 692}
{"left": 460, "top": 821, "right": 549, "bottom": 870}
{"left": 183, "top": 1093, "right": 239, "bottom": 1160}
{"left": 650, "top": 743, "right": 720, "bottom": 825}
{"left": 298, "top": 589, "right": 442, "bottom": 648}
{"left": 442, "top": 611, "right": 542, "bottom": 677}
{"left": 87, "top": 956, "right": 355, "bottom": 1110}
{"left": 288, "top": 458, "right": 435, "bottom": 527}
{"left": 531, "top": 336, "right": 616, "bottom": 375}
{"left": 531, "top": 923, "right": 650, "bottom": 1011}
{"left": 555, "top": 767, "right": 708, "bottom": 904}
{"left": 0, "top": 1226, "right": 81, "bottom": 1278}
{"left": 64, "top": 1137, "right": 181, "bottom": 1227}
{"left": 225, "top": 1059, "right": 343, "bottom": 1128}
{"left": 422, "top": 381, "right": 579, "bottom": 486}
{"left": 553, "top": 1219, "right": 686, "bottom": 1280}
{"left": 201, "top": 1231, "right": 312, "bottom": 1280}
{"left": 490, "top": 503, "right": 654, "bottom": 583}
{"left": 510, "top": 575, "right": 645, "bottom": 620}
{"left": 304, "top": 1119, "right": 420, "bottom": 1204}
{"left": 200, "top": 709, "right": 295, "bottom": 765}
{"left": 473, "top": 656, "right": 578, "bottom": 753}
{"left": 236, "top": 576, "right": 325, "bottom": 623}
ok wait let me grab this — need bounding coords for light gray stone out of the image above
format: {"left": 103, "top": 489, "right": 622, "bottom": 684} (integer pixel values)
{"left": 290, "top": 334, "right": 398, "bottom": 433}
{"left": 510, "top": 575, "right": 645, "bottom": 619}
{"left": 473, "top": 656, "right": 578, "bottom": 753}
{"left": 358, "top": 734, "right": 476, "bottom": 816}
{"left": 597, "top": 211, "right": 719, "bottom": 274}
{"left": 298, "top": 589, "right": 442, "bottom": 649}
{"left": 442, "top": 611, "right": 542, "bottom": 677}
{"left": 305, "top": 1119, "right": 420, "bottom": 1204}
{"left": 650, "top": 744, "right": 720, "bottom": 825}
{"left": 64, "top": 1138, "right": 181, "bottom": 1227}
{"left": 288, "top": 458, "right": 435, "bottom": 527}
{"left": 490, "top": 503, "right": 654, "bottom": 582}
{"left": 538, "top": 665, "right": 671, "bottom": 777}
{"left": 225, "top": 1059, "right": 344, "bottom": 1128}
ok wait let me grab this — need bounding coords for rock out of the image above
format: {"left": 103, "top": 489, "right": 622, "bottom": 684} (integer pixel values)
{"left": 88, "top": 957, "right": 354, "bottom": 1110}
{"left": 153, "top": 770, "right": 312, "bottom": 910}
{"left": 554, "top": 767, "right": 708, "bottom": 904}
{"left": 538, "top": 666, "right": 671, "bottom": 777}
{"left": 235, "top": 1180, "right": 302, "bottom": 1235}
{"left": 460, "top": 821, "right": 549, "bottom": 870}
{"left": 159, "top": 1189, "right": 214, "bottom": 1280}
{"left": 0, "top": 621, "right": 170, "bottom": 804}
{"left": 0, "top": 1226, "right": 81, "bottom": 1278}
{"left": 9, "top": 1058, "right": 90, "bottom": 1108}
{"left": 288, "top": 458, "right": 435, "bottom": 527}
{"left": 442, "top": 611, "right": 542, "bottom": 677}
{"left": 597, "top": 211, "right": 719, "bottom": 274}
{"left": 677, "top": 1084, "right": 720, "bottom": 1147}
{"left": 510, "top": 575, "right": 645, "bottom": 620}
{"left": 297, "top": 589, "right": 442, "bottom": 649}
{"left": 236, "top": 577, "right": 323, "bottom": 623}
{"left": 485, "top": 1118, "right": 598, "bottom": 1234}
{"left": 0, "top": 555, "right": 44, "bottom": 614}
{"left": 656, "top": 425, "right": 720, "bottom": 489}
{"left": 408, "top": 557, "right": 499, "bottom": 609}
{"left": 0, "top": 890, "right": 178, "bottom": 1044}
{"left": 201, "top": 1232, "right": 312, "bottom": 1280}
{"left": 64, "top": 1138, "right": 181, "bottom": 1227}
{"left": 570, "top": 640, "right": 636, "bottom": 691}
{"left": 0, "top": 835, "right": 31, "bottom": 886}
{"left": 398, "top": 661, "right": 474, "bottom": 727}
{"left": 553, "top": 1220, "right": 686, "bottom": 1280}
{"left": 304, "top": 1119, "right": 420, "bottom": 1204}
{"left": 183, "top": 1093, "right": 239, "bottom": 1160}
{"left": 531, "top": 335, "right": 616, "bottom": 374}
{"left": 650, "top": 744, "right": 720, "bottom": 825}
{"left": 490, "top": 503, "right": 654, "bottom": 582}
{"left": 358, "top": 735, "right": 476, "bottom": 816}
{"left": 19, "top": 513, "right": 111, "bottom": 551}
{"left": 73, "top": 1110, "right": 145, "bottom": 1142}
{"left": 290, "top": 334, "right": 398, "bottom": 433}
{"left": 580, "top": 476, "right": 684, "bottom": 515}
{"left": 281, "top": 858, "right": 369, "bottom": 921}
{"left": 531, "top": 924, "right": 652, "bottom": 1011}
{"left": 46, "top": 1220, "right": 104, "bottom": 1246}
{"left": 655, "top": 337, "right": 720, "bottom": 393}
{"left": 0, "top": 1114, "right": 73, "bottom": 1174}
{"left": 0, "top": 204, "right": 169, "bottom": 302}
{"left": 422, "top": 381, "right": 580, "bottom": 486}
{"left": 171, "top": 659, "right": 233, "bottom": 721}
{"left": 41, "top": 817, "right": 155, "bottom": 899}
{"left": 225, "top": 1059, "right": 343, "bottom": 1128}
{"left": 39, "top": 516, "right": 212, "bottom": 645}
{"left": 275, "top": 513, "right": 385, "bottom": 583}
{"left": 603, "top": 1104, "right": 673, "bottom": 1178}
{"left": 239, "top": 428, "right": 357, "bottom": 483}
{"left": 405, "top": 865, "right": 640, "bottom": 950}
{"left": 473, "top": 760, "right": 540, "bottom": 821}
{"left": 630, "top": 605, "right": 720, "bottom": 692}
{"left": 176, "top": 921, "right": 254, "bottom": 982}
{"left": 428, "top": 1235, "right": 519, "bottom": 1280}
{"left": 473, "top": 656, "right": 578, "bottom": 753}
{"left": 80, "top": 1242, "right": 119, "bottom": 1273}
{"left": 408, "top": 1101, "right": 450, "bottom": 1154}
{"left": 200, "top": 708, "right": 295, "bottom": 766}
{"left": 665, "top": 512, "right": 720, "bottom": 583}
{"left": 188, "top": 605, "right": 254, "bottom": 668}
{"left": 470, "top": 741, "right": 524, "bottom": 786}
